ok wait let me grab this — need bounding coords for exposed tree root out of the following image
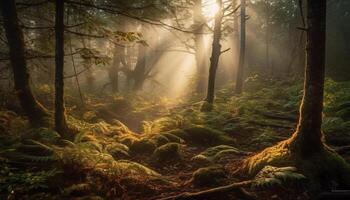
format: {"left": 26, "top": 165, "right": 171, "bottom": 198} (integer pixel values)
{"left": 237, "top": 138, "right": 350, "bottom": 194}
{"left": 158, "top": 180, "right": 256, "bottom": 200}
{"left": 335, "top": 145, "right": 350, "bottom": 155}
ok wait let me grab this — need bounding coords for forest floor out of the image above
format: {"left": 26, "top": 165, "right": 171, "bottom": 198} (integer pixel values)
{"left": 1, "top": 77, "right": 350, "bottom": 200}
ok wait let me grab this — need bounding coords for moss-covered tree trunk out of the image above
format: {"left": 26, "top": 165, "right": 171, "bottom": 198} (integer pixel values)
{"left": 289, "top": 0, "right": 326, "bottom": 155}
{"left": 234, "top": 0, "right": 246, "bottom": 94}
{"left": 240, "top": 2, "right": 350, "bottom": 189}
{"left": 0, "top": 0, "right": 48, "bottom": 126}
{"left": 55, "top": 0, "right": 69, "bottom": 136}
{"left": 205, "top": 0, "right": 223, "bottom": 104}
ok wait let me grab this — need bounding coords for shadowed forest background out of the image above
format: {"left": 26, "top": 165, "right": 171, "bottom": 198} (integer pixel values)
{"left": 1, "top": 0, "right": 350, "bottom": 199}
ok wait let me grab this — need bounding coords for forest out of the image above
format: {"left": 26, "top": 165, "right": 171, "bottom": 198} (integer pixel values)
{"left": 0, "top": 0, "right": 350, "bottom": 199}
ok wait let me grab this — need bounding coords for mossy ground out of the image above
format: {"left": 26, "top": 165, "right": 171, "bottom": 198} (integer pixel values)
{"left": 1, "top": 78, "right": 350, "bottom": 199}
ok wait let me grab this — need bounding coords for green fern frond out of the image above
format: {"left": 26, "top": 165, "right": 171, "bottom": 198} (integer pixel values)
{"left": 28, "top": 140, "right": 54, "bottom": 153}
{"left": 252, "top": 165, "right": 306, "bottom": 189}
{"left": 18, "top": 154, "right": 56, "bottom": 163}
{"left": 61, "top": 139, "right": 77, "bottom": 147}
{"left": 62, "top": 183, "right": 90, "bottom": 196}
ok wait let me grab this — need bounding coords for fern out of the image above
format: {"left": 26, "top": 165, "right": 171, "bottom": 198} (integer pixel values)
{"left": 252, "top": 166, "right": 306, "bottom": 189}
{"left": 62, "top": 183, "right": 91, "bottom": 196}
{"left": 18, "top": 154, "right": 56, "bottom": 163}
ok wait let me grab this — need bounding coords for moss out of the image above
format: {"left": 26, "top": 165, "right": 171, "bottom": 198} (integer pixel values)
{"left": 130, "top": 139, "right": 157, "bottom": 155}
{"left": 115, "top": 160, "right": 161, "bottom": 176}
{"left": 192, "top": 145, "right": 244, "bottom": 165}
{"left": 150, "top": 143, "right": 183, "bottom": 166}
{"left": 105, "top": 143, "right": 130, "bottom": 159}
{"left": 159, "top": 132, "right": 185, "bottom": 144}
{"left": 191, "top": 166, "right": 226, "bottom": 187}
{"left": 296, "top": 149, "right": 350, "bottom": 193}
{"left": 150, "top": 134, "right": 170, "bottom": 147}
{"left": 29, "top": 127, "right": 61, "bottom": 143}
{"left": 240, "top": 139, "right": 350, "bottom": 195}
{"left": 177, "top": 125, "right": 235, "bottom": 146}
{"left": 119, "top": 134, "right": 140, "bottom": 147}
{"left": 240, "top": 140, "right": 293, "bottom": 176}
{"left": 200, "top": 101, "right": 214, "bottom": 112}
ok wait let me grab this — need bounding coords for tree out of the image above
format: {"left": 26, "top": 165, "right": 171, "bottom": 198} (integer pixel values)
{"left": 0, "top": 0, "right": 48, "bottom": 126}
{"left": 193, "top": 0, "right": 207, "bottom": 93}
{"left": 264, "top": 0, "right": 271, "bottom": 75}
{"left": 239, "top": 0, "right": 350, "bottom": 191}
{"left": 133, "top": 31, "right": 147, "bottom": 91}
{"left": 204, "top": 0, "right": 223, "bottom": 105}
{"left": 108, "top": 44, "right": 124, "bottom": 93}
{"left": 234, "top": 0, "right": 246, "bottom": 94}
{"left": 55, "top": 0, "right": 69, "bottom": 136}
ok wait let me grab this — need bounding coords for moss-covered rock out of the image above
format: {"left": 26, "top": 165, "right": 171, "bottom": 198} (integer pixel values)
{"left": 191, "top": 166, "right": 227, "bottom": 187}
{"left": 130, "top": 139, "right": 157, "bottom": 155}
{"left": 150, "top": 134, "right": 170, "bottom": 146}
{"left": 105, "top": 143, "right": 130, "bottom": 159}
{"left": 150, "top": 143, "right": 183, "bottom": 166}
{"left": 192, "top": 145, "right": 246, "bottom": 165}
{"left": 119, "top": 134, "right": 140, "bottom": 147}
{"left": 160, "top": 132, "right": 185, "bottom": 144}
{"left": 172, "top": 125, "right": 235, "bottom": 146}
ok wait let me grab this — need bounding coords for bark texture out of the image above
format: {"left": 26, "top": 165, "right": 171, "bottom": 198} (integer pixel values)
{"left": 55, "top": 0, "right": 69, "bottom": 135}
{"left": 205, "top": 0, "right": 223, "bottom": 104}
{"left": 234, "top": 0, "right": 246, "bottom": 94}
{"left": 290, "top": 0, "right": 326, "bottom": 155}
{"left": 0, "top": 0, "right": 48, "bottom": 126}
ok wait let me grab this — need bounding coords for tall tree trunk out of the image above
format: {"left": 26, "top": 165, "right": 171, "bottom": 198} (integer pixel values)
{"left": 133, "top": 41, "right": 147, "bottom": 91}
{"left": 81, "top": 39, "right": 94, "bottom": 93}
{"left": 0, "top": 0, "right": 48, "bottom": 126}
{"left": 234, "top": 0, "right": 246, "bottom": 94}
{"left": 205, "top": 0, "right": 223, "bottom": 104}
{"left": 265, "top": 0, "right": 271, "bottom": 75}
{"left": 109, "top": 45, "right": 123, "bottom": 93}
{"left": 193, "top": 0, "right": 207, "bottom": 93}
{"left": 55, "top": 0, "right": 68, "bottom": 136}
{"left": 124, "top": 47, "right": 133, "bottom": 90}
{"left": 232, "top": 0, "right": 240, "bottom": 81}
{"left": 290, "top": 0, "right": 326, "bottom": 155}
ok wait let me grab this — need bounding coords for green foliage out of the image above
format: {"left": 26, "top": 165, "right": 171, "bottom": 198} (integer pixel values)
{"left": 62, "top": 183, "right": 90, "bottom": 196}
{"left": 150, "top": 143, "right": 183, "bottom": 166}
{"left": 252, "top": 166, "right": 306, "bottom": 189}
{"left": 29, "top": 128, "right": 61, "bottom": 143}
{"left": 105, "top": 143, "right": 130, "bottom": 159}
{"left": 0, "top": 163, "right": 60, "bottom": 195}
{"left": 77, "top": 47, "right": 111, "bottom": 66}
{"left": 178, "top": 125, "right": 235, "bottom": 146}
{"left": 191, "top": 166, "right": 227, "bottom": 187}
{"left": 130, "top": 139, "right": 157, "bottom": 155}
{"left": 192, "top": 145, "right": 245, "bottom": 165}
